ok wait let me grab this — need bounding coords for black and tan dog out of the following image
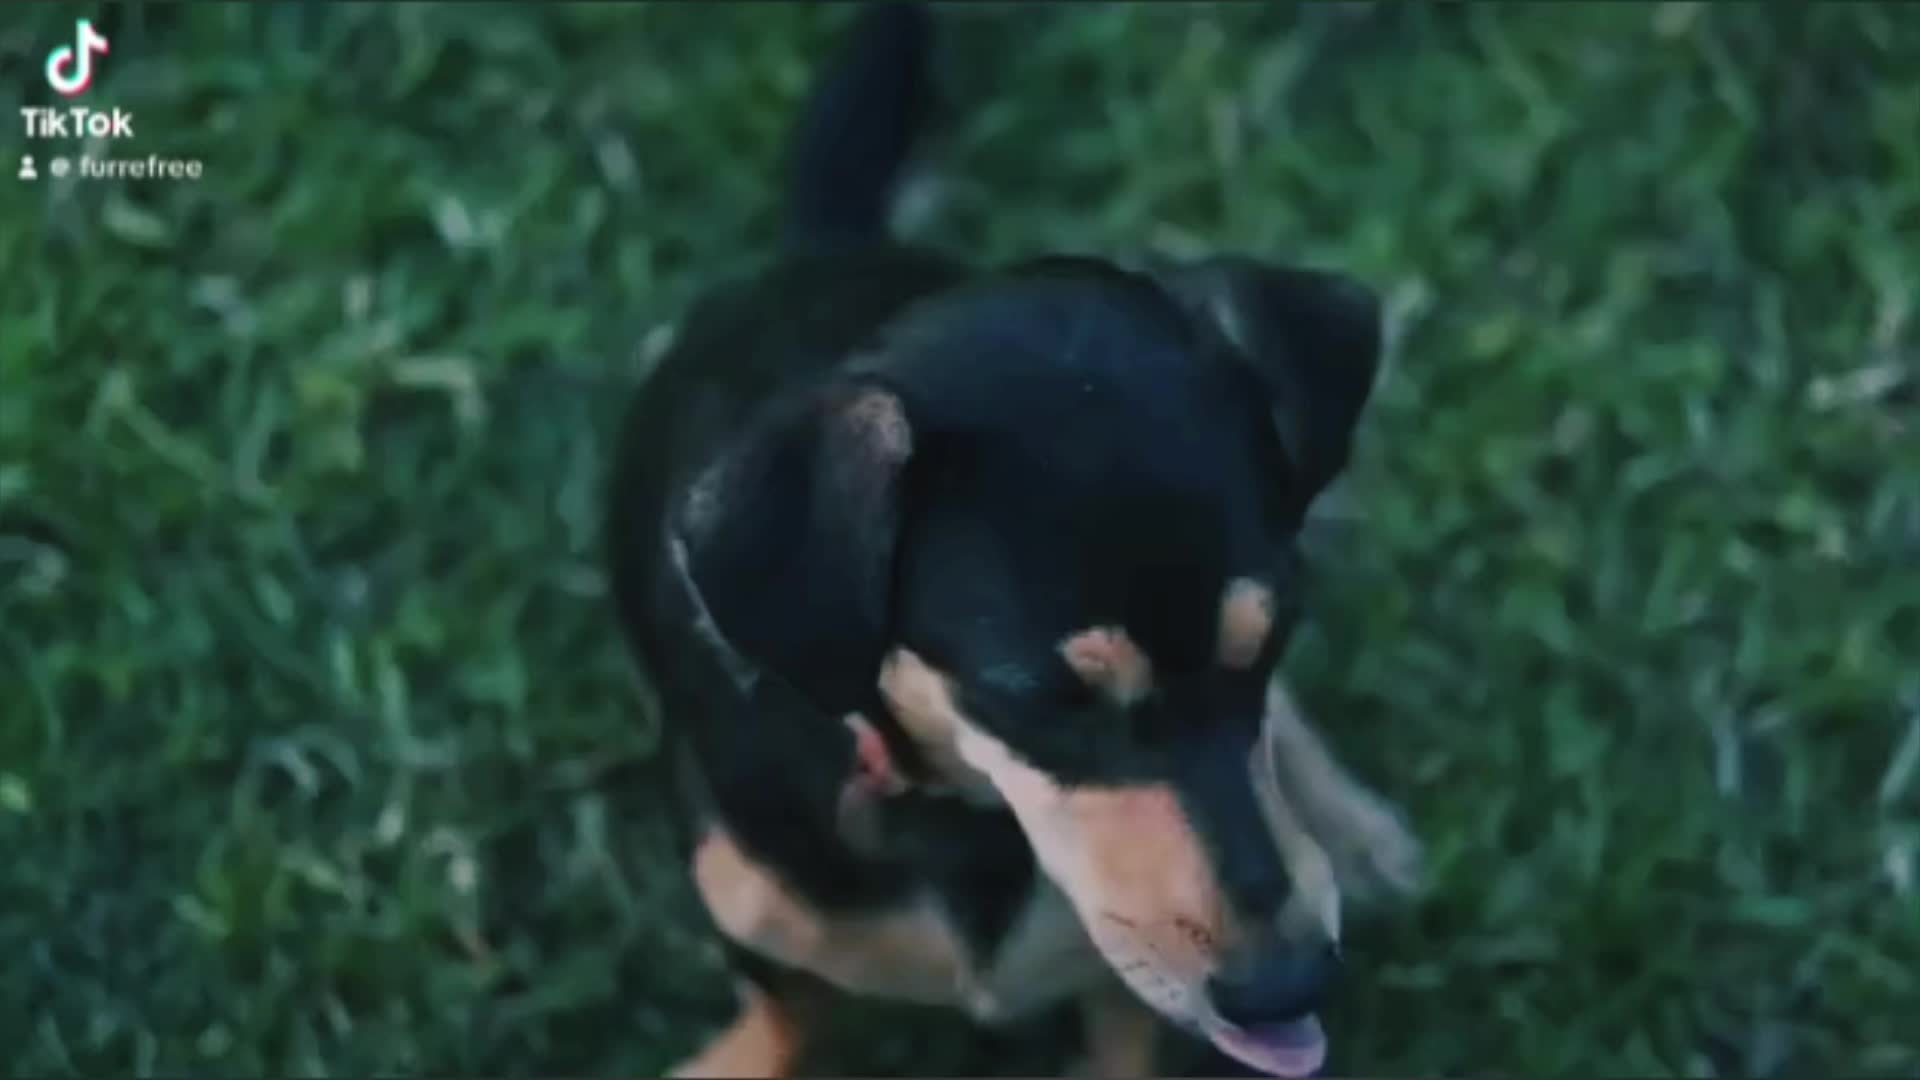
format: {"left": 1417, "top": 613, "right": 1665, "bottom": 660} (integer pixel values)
{"left": 605, "top": 6, "right": 1422, "bottom": 1076}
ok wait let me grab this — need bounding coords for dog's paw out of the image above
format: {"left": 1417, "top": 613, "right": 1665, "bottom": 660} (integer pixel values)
{"left": 1318, "top": 786, "right": 1425, "bottom": 906}
{"left": 1259, "top": 681, "right": 1426, "bottom": 908}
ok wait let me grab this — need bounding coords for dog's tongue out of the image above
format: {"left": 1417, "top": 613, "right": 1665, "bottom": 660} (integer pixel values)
{"left": 1205, "top": 1014, "right": 1328, "bottom": 1078}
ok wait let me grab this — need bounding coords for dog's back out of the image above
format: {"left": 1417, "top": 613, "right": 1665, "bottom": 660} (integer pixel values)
{"left": 605, "top": 3, "right": 957, "bottom": 686}
{"left": 602, "top": 6, "right": 985, "bottom": 909}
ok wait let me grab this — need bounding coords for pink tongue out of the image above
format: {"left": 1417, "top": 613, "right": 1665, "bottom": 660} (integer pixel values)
{"left": 1207, "top": 1014, "right": 1328, "bottom": 1078}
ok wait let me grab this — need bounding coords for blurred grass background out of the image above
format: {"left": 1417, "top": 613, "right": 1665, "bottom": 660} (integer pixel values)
{"left": 2, "top": 2, "right": 1917, "bottom": 1075}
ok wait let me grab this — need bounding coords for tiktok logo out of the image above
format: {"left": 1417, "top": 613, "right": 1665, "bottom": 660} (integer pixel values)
{"left": 46, "top": 19, "right": 110, "bottom": 98}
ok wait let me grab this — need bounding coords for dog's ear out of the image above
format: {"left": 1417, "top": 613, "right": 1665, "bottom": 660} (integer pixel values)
{"left": 1156, "top": 257, "right": 1383, "bottom": 511}
{"left": 682, "top": 379, "right": 912, "bottom": 713}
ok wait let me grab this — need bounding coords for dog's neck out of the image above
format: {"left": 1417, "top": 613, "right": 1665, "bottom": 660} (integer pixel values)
{"left": 664, "top": 514, "right": 938, "bottom": 786}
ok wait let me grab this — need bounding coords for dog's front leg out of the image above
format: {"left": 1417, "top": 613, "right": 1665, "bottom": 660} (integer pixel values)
{"left": 1262, "top": 682, "right": 1424, "bottom": 906}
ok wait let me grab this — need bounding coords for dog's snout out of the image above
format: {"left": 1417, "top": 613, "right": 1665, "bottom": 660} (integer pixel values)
{"left": 1206, "top": 941, "right": 1339, "bottom": 1027}
{"left": 1170, "top": 724, "right": 1296, "bottom": 917}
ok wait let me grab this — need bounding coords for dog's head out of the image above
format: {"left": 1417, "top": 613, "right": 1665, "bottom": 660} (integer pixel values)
{"left": 677, "top": 254, "right": 1394, "bottom": 1075}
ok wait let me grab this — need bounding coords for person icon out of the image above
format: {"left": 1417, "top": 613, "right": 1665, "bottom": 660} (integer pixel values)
{"left": 18, "top": 155, "right": 36, "bottom": 181}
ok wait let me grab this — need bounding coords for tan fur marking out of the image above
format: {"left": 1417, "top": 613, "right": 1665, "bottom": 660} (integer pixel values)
{"left": 1060, "top": 627, "right": 1155, "bottom": 706}
{"left": 877, "top": 649, "right": 1004, "bottom": 803}
{"left": 1216, "top": 579, "right": 1275, "bottom": 669}
{"left": 945, "top": 713, "right": 1237, "bottom": 1024}
{"left": 669, "top": 981, "right": 805, "bottom": 1079}
{"left": 693, "top": 828, "right": 826, "bottom": 962}
{"left": 690, "top": 828, "right": 973, "bottom": 1006}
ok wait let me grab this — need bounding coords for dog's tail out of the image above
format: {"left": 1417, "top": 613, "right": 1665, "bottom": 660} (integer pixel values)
{"left": 783, "top": 2, "right": 934, "bottom": 254}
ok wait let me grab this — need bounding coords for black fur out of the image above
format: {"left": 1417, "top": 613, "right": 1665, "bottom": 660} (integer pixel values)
{"left": 1154, "top": 258, "right": 1384, "bottom": 526}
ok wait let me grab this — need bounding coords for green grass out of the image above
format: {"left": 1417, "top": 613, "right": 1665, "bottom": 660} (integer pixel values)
{"left": 3, "top": 2, "right": 1917, "bottom": 1075}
